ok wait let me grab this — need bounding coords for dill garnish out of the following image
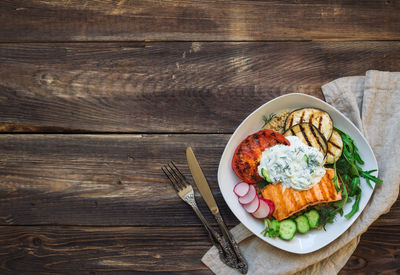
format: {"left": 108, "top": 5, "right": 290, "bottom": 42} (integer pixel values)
{"left": 262, "top": 113, "right": 277, "bottom": 127}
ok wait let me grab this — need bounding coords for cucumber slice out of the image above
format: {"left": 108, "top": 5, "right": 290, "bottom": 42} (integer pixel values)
{"left": 279, "top": 219, "right": 296, "bottom": 241}
{"left": 295, "top": 215, "right": 310, "bottom": 234}
{"left": 304, "top": 209, "right": 320, "bottom": 229}
{"left": 271, "top": 219, "right": 280, "bottom": 232}
{"left": 265, "top": 219, "right": 280, "bottom": 238}
{"left": 261, "top": 168, "right": 272, "bottom": 182}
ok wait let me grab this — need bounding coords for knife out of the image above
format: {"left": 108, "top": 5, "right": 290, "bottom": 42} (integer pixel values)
{"left": 186, "top": 147, "right": 248, "bottom": 274}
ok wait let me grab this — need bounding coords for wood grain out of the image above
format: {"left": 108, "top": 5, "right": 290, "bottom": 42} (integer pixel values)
{"left": 0, "top": 134, "right": 236, "bottom": 226}
{"left": 0, "top": 224, "right": 397, "bottom": 274}
{"left": 340, "top": 227, "right": 400, "bottom": 274}
{"left": 0, "top": 225, "right": 213, "bottom": 274}
{"left": 0, "top": 134, "right": 398, "bottom": 227}
{"left": 1, "top": 0, "right": 399, "bottom": 42}
{"left": 1, "top": 1, "right": 399, "bottom": 272}
{"left": 1, "top": 42, "right": 399, "bottom": 133}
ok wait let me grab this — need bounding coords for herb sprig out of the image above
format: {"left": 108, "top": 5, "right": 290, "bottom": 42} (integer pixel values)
{"left": 262, "top": 113, "right": 277, "bottom": 128}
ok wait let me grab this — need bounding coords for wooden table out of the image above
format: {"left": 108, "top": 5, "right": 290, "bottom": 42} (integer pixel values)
{"left": 0, "top": 1, "right": 399, "bottom": 274}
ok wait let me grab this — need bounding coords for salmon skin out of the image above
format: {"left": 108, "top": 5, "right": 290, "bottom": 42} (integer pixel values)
{"left": 261, "top": 168, "right": 342, "bottom": 221}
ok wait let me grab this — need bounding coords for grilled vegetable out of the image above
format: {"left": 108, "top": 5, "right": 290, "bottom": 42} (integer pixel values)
{"left": 283, "top": 123, "right": 328, "bottom": 157}
{"left": 325, "top": 129, "right": 344, "bottom": 164}
{"left": 232, "top": 129, "right": 290, "bottom": 183}
{"left": 284, "top": 108, "right": 333, "bottom": 140}
{"left": 262, "top": 110, "right": 291, "bottom": 133}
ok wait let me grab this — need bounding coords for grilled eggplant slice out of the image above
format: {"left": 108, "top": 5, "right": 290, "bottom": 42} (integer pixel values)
{"left": 284, "top": 108, "right": 333, "bottom": 140}
{"left": 283, "top": 123, "right": 328, "bottom": 157}
{"left": 325, "top": 129, "right": 343, "bottom": 164}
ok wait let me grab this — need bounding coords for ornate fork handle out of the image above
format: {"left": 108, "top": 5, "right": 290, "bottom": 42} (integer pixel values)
{"left": 214, "top": 212, "right": 248, "bottom": 274}
{"left": 182, "top": 193, "right": 237, "bottom": 268}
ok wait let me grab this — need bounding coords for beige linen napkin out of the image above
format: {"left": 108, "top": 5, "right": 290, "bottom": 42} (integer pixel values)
{"left": 202, "top": 70, "right": 400, "bottom": 274}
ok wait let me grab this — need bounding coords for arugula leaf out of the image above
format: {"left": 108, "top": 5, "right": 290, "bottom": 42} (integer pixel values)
{"left": 333, "top": 174, "right": 348, "bottom": 212}
{"left": 349, "top": 177, "right": 360, "bottom": 196}
{"left": 354, "top": 151, "right": 364, "bottom": 165}
{"left": 345, "top": 188, "right": 361, "bottom": 219}
{"left": 333, "top": 127, "right": 382, "bottom": 219}
{"left": 359, "top": 169, "right": 383, "bottom": 187}
{"left": 333, "top": 161, "right": 340, "bottom": 192}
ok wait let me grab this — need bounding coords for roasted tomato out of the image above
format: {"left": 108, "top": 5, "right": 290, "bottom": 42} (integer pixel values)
{"left": 232, "top": 129, "right": 290, "bottom": 183}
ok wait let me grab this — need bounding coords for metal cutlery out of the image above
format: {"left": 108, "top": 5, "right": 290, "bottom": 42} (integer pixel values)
{"left": 162, "top": 162, "right": 238, "bottom": 269}
{"left": 186, "top": 147, "right": 248, "bottom": 274}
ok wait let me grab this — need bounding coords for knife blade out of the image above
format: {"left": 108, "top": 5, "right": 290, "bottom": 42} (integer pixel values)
{"left": 186, "top": 147, "right": 219, "bottom": 215}
{"left": 186, "top": 147, "right": 248, "bottom": 274}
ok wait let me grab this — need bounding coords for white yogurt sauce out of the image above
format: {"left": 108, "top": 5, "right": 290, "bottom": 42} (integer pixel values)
{"left": 257, "top": 136, "right": 326, "bottom": 191}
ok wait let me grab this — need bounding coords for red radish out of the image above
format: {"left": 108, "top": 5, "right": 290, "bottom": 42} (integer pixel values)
{"left": 238, "top": 184, "right": 256, "bottom": 204}
{"left": 261, "top": 198, "right": 275, "bottom": 216}
{"left": 252, "top": 198, "right": 270, "bottom": 219}
{"left": 243, "top": 196, "right": 260, "bottom": 213}
{"left": 233, "top": 182, "right": 250, "bottom": 197}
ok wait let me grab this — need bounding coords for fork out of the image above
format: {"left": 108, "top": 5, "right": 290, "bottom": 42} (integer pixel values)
{"left": 162, "top": 162, "right": 238, "bottom": 269}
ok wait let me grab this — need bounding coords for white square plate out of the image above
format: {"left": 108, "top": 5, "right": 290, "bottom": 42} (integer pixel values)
{"left": 218, "top": 93, "right": 378, "bottom": 254}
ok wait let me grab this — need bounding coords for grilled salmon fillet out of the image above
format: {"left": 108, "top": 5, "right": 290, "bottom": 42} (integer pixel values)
{"left": 261, "top": 168, "right": 341, "bottom": 221}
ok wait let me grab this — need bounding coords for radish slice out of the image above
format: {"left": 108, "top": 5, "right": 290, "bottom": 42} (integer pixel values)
{"left": 262, "top": 198, "right": 275, "bottom": 216}
{"left": 233, "top": 182, "right": 250, "bottom": 197}
{"left": 243, "top": 196, "right": 260, "bottom": 213}
{"left": 238, "top": 184, "right": 256, "bottom": 204}
{"left": 252, "top": 198, "right": 270, "bottom": 219}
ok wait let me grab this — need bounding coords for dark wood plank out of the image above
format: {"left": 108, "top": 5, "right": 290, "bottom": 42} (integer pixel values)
{"left": 0, "top": 224, "right": 398, "bottom": 274}
{"left": 0, "top": 225, "right": 212, "bottom": 274}
{"left": 1, "top": 42, "right": 399, "bottom": 133}
{"left": 340, "top": 226, "right": 400, "bottom": 274}
{"left": 1, "top": 0, "right": 399, "bottom": 42}
{"left": 0, "top": 134, "right": 398, "bottom": 227}
{"left": 0, "top": 134, "right": 236, "bottom": 226}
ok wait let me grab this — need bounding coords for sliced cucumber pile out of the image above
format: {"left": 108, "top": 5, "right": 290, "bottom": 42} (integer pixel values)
{"left": 262, "top": 209, "right": 321, "bottom": 241}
